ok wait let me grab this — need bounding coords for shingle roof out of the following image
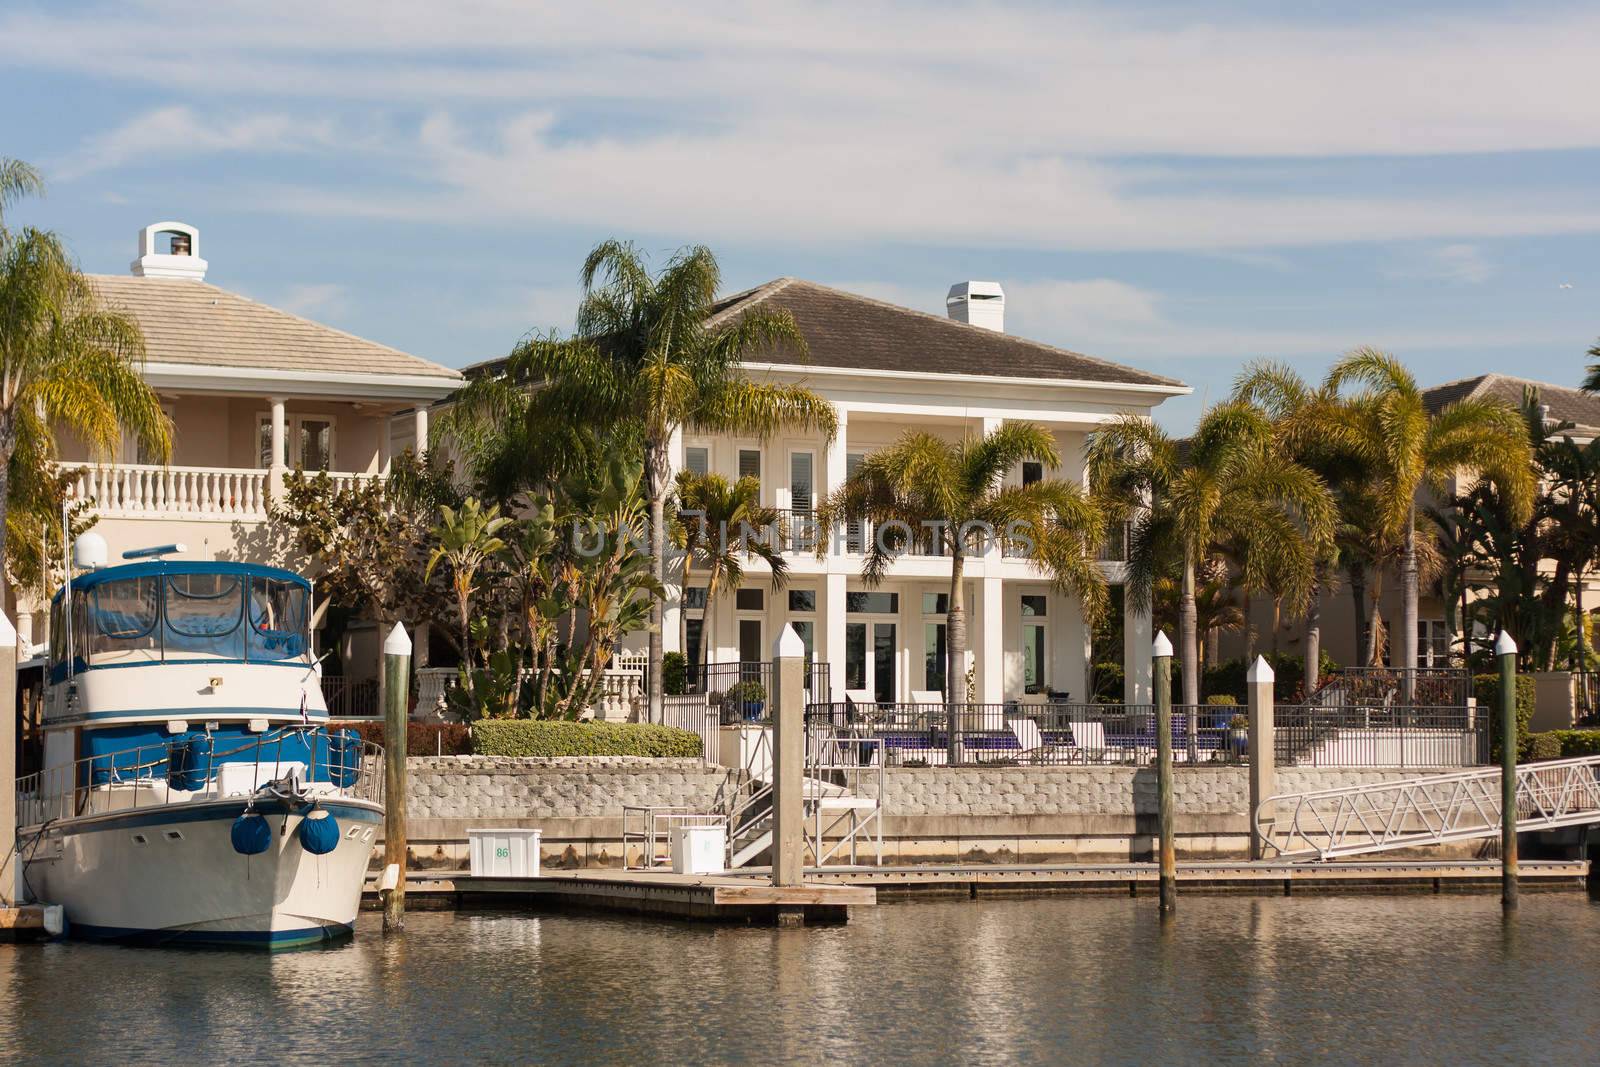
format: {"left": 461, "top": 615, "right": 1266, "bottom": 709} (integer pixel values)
{"left": 88, "top": 275, "right": 460, "bottom": 380}
{"left": 1423, "top": 373, "right": 1600, "bottom": 434}
{"left": 706, "top": 278, "right": 1184, "bottom": 388}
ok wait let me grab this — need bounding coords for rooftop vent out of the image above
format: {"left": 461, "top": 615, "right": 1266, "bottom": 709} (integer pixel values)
{"left": 131, "top": 221, "right": 207, "bottom": 281}
{"left": 946, "top": 280, "right": 1004, "bottom": 332}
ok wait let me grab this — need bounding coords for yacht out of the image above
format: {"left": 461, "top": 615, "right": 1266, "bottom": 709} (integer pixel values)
{"left": 15, "top": 536, "right": 384, "bottom": 947}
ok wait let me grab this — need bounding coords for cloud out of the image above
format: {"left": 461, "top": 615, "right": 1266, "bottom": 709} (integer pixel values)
{"left": 278, "top": 283, "right": 347, "bottom": 317}
{"left": 1383, "top": 243, "right": 1494, "bottom": 284}
{"left": 57, "top": 106, "right": 337, "bottom": 179}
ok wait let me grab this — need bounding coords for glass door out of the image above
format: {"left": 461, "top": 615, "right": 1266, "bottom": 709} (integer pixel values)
{"left": 873, "top": 622, "right": 897, "bottom": 704}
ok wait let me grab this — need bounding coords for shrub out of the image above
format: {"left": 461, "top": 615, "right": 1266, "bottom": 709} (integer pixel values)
{"left": 662, "top": 651, "right": 687, "bottom": 696}
{"left": 1547, "top": 729, "right": 1600, "bottom": 758}
{"left": 1091, "top": 662, "right": 1124, "bottom": 704}
{"left": 1474, "top": 673, "right": 1537, "bottom": 761}
{"left": 725, "top": 680, "right": 767, "bottom": 704}
{"left": 1525, "top": 732, "right": 1563, "bottom": 761}
{"left": 471, "top": 720, "right": 702, "bottom": 758}
{"left": 335, "top": 720, "right": 472, "bottom": 756}
{"left": 1205, "top": 695, "right": 1238, "bottom": 706}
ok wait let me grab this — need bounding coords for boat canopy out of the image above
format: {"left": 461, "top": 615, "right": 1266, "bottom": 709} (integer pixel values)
{"left": 49, "top": 561, "right": 313, "bottom": 679}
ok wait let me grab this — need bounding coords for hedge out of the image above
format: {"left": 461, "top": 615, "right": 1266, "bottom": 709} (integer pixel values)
{"left": 1473, "top": 674, "right": 1537, "bottom": 761}
{"left": 1530, "top": 729, "right": 1600, "bottom": 759}
{"left": 471, "top": 720, "right": 703, "bottom": 758}
{"left": 335, "top": 720, "right": 472, "bottom": 756}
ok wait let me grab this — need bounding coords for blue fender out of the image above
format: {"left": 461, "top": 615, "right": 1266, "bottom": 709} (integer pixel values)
{"left": 299, "top": 809, "right": 340, "bottom": 855}
{"left": 231, "top": 812, "right": 272, "bottom": 856}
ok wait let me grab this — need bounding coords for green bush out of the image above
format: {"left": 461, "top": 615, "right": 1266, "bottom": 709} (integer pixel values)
{"left": 662, "top": 652, "right": 687, "bottom": 696}
{"left": 471, "top": 720, "right": 702, "bottom": 758}
{"left": 1546, "top": 729, "right": 1600, "bottom": 758}
{"left": 1474, "top": 673, "right": 1537, "bottom": 761}
{"left": 1525, "top": 732, "right": 1563, "bottom": 761}
{"left": 725, "top": 680, "right": 767, "bottom": 704}
{"left": 336, "top": 720, "right": 472, "bottom": 756}
{"left": 1091, "top": 662, "right": 1124, "bottom": 704}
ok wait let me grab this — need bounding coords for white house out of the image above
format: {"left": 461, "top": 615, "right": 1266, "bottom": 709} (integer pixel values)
{"left": 646, "top": 277, "right": 1189, "bottom": 705}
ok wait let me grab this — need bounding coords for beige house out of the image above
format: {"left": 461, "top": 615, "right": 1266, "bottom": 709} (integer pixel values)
{"left": 24, "top": 221, "right": 461, "bottom": 670}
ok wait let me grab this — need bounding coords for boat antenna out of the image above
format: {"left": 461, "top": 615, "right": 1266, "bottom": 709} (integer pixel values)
{"left": 62, "top": 501, "right": 73, "bottom": 684}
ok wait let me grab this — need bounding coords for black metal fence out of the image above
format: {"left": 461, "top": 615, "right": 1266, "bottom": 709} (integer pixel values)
{"left": 322, "top": 676, "right": 379, "bottom": 718}
{"left": 804, "top": 701, "right": 1249, "bottom": 767}
{"left": 1275, "top": 703, "right": 1486, "bottom": 768}
{"left": 695, "top": 660, "right": 832, "bottom": 724}
{"left": 1310, "top": 666, "right": 1472, "bottom": 707}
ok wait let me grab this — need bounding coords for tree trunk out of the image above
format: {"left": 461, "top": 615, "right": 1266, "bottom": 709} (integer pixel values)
{"left": 645, "top": 438, "right": 670, "bottom": 723}
{"left": 1350, "top": 564, "right": 1369, "bottom": 667}
{"left": 1180, "top": 551, "right": 1199, "bottom": 707}
{"left": 679, "top": 556, "right": 692, "bottom": 690}
{"left": 1401, "top": 506, "right": 1419, "bottom": 701}
{"left": 1305, "top": 575, "right": 1322, "bottom": 694}
{"left": 945, "top": 549, "right": 967, "bottom": 765}
{"left": 1575, "top": 568, "right": 1587, "bottom": 672}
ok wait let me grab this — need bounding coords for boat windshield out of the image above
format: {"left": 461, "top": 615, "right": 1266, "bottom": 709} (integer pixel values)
{"left": 67, "top": 570, "right": 312, "bottom": 669}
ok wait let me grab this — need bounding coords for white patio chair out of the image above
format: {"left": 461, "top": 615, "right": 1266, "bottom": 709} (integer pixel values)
{"left": 1072, "top": 719, "right": 1109, "bottom": 763}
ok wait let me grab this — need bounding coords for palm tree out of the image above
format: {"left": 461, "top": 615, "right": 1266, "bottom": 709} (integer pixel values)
{"left": 673, "top": 471, "right": 788, "bottom": 689}
{"left": 820, "top": 421, "right": 1107, "bottom": 762}
{"left": 1313, "top": 350, "right": 1532, "bottom": 692}
{"left": 0, "top": 211, "right": 171, "bottom": 579}
{"left": 425, "top": 498, "right": 512, "bottom": 692}
{"left": 1580, "top": 339, "right": 1600, "bottom": 393}
{"left": 0, "top": 158, "right": 43, "bottom": 231}
{"left": 498, "top": 242, "right": 836, "bottom": 721}
{"left": 1541, "top": 419, "right": 1600, "bottom": 670}
{"left": 1089, "top": 403, "right": 1335, "bottom": 707}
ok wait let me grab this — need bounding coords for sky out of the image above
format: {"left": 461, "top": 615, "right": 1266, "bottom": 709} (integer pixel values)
{"left": 1, "top": 0, "right": 1598, "bottom": 430}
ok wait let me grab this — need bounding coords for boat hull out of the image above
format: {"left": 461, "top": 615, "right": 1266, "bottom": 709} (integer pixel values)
{"left": 24, "top": 797, "right": 382, "bottom": 948}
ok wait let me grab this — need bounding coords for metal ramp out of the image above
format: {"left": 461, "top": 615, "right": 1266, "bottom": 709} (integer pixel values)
{"left": 1257, "top": 755, "right": 1600, "bottom": 861}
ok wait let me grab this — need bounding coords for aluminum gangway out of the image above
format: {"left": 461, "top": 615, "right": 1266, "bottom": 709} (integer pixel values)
{"left": 1256, "top": 755, "right": 1600, "bottom": 861}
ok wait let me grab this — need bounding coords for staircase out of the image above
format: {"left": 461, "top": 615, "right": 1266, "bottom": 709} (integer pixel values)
{"left": 1257, "top": 755, "right": 1600, "bottom": 861}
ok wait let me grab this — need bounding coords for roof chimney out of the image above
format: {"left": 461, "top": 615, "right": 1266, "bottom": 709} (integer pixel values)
{"left": 131, "top": 221, "right": 207, "bottom": 281}
{"left": 946, "top": 280, "right": 1004, "bottom": 332}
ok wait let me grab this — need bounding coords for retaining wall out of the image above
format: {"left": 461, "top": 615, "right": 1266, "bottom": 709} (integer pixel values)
{"left": 394, "top": 758, "right": 1482, "bottom": 869}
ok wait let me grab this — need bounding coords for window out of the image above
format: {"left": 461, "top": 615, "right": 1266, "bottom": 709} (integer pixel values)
{"left": 847, "top": 592, "right": 899, "bottom": 614}
{"left": 922, "top": 592, "right": 948, "bottom": 615}
{"left": 248, "top": 578, "right": 310, "bottom": 661}
{"left": 845, "top": 623, "right": 867, "bottom": 690}
{"left": 685, "top": 446, "right": 710, "bottom": 477}
{"left": 1418, "top": 620, "right": 1451, "bottom": 668}
{"left": 738, "top": 448, "right": 761, "bottom": 483}
{"left": 299, "top": 418, "right": 333, "bottom": 471}
{"left": 1022, "top": 461, "right": 1043, "bottom": 486}
{"left": 791, "top": 620, "right": 815, "bottom": 667}
{"left": 790, "top": 452, "right": 814, "bottom": 510}
{"left": 164, "top": 574, "right": 245, "bottom": 659}
{"left": 258, "top": 418, "right": 273, "bottom": 469}
{"left": 924, "top": 622, "right": 947, "bottom": 694}
{"left": 738, "top": 619, "right": 763, "bottom": 663}
{"left": 788, "top": 589, "right": 816, "bottom": 612}
{"left": 1023, "top": 621, "right": 1046, "bottom": 694}
{"left": 89, "top": 576, "right": 160, "bottom": 660}
{"left": 1021, "top": 595, "right": 1048, "bottom": 617}
{"left": 735, "top": 588, "right": 764, "bottom": 611}
{"left": 685, "top": 618, "right": 704, "bottom": 688}
{"left": 846, "top": 454, "right": 866, "bottom": 552}
{"left": 684, "top": 587, "right": 708, "bottom": 610}
{"left": 873, "top": 623, "right": 897, "bottom": 703}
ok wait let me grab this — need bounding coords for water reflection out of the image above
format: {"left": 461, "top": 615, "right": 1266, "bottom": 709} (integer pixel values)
{"left": 2, "top": 895, "right": 1599, "bottom": 1065}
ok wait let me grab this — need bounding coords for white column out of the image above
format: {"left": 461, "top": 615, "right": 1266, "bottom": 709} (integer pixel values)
{"left": 1125, "top": 590, "right": 1153, "bottom": 704}
{"left": 413, "top": 405, "right": 429, "bottom": 459}
{"left": 663, "top": 425, "right": 686, "bottom": 655}
{"left": 979, "top": 576, "right": 1004, "bottom": 703}
{"left": 269, "top": 396, "right": 287, "bottom": 498}
{"left": 825, "top": 572, "right": 848, "bottom": 699}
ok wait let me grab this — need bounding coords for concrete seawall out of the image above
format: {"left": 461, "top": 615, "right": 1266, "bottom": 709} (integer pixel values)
{"left": 393, "top": 757, "right": 1483, "bottom": 869}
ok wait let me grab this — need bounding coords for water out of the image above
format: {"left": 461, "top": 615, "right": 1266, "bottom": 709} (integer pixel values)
{"left": 3, "top": 895, "right": 1599, "bottom": 1065}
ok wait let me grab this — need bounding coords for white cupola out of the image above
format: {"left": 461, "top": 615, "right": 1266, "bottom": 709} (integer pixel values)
{"left": 946, "top": 280, "right": 1004, "bottom": 332}
{"left": 131, "top": 221, "right": 207, "bottom": 281}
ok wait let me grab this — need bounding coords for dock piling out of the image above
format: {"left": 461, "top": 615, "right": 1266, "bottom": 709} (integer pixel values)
{"left": 1497, "top": 630, "right": 1518, "bottom": 911}
{"left": 1247, "top": 656, "right": 1275, "bottom": 861}
{"left": 771, "top": 624, "right": 806, "bottom": 890}
{"left": 1153, "top": 631, "right": 1175, "bottom": 914}
{"left": 383, "top": 622, "right": 412, "bottom": 932}
{"left": 0, "top": 612, "right": 16, "bottom": 908}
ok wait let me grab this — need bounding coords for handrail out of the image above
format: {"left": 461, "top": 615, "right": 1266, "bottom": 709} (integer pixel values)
{"left": 15, "top": 725, "right": 384, "bottom": 828}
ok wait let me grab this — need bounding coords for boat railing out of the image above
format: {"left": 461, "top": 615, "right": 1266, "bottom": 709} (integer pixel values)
{"left": 14, "top": 726, "right": 385, "bottom": 828}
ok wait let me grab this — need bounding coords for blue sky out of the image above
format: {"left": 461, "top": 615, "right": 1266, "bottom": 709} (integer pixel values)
{"left": 2, "top": 0, "right": 1598, "bottom": 430}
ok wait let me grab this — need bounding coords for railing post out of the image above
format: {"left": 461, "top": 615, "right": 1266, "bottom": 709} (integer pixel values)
{"left": 771, "top": 624, "right": 806, "bottom": 900}
{"left": 1247, "top": 655, "right": 1276, "bottom": 861}
{"left": 1153, "top": 630, "right": 1176, "bottom": 914}
{"left": 1497, "top": 630, "right": 1518, "bottom": 911}
{"left": 382, "top": 623, "right": 412, "bottom": 933}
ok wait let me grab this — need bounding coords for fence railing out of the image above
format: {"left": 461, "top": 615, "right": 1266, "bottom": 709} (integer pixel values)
{"left": 15, "top": 725, "right": 385, "bottom": 828}
{"left": 322, "top": 676, "right": 379, "bottom": 719}
{"left": 1275, "top": 703, "right": 1485, "bottom": 768}
{"left": 804, "top": 701, "right": 1247, "bottom": 767}
{"left": 661, "top": 693, "right": 720, "bottom": 761}
{"left": 1311, "top": 666, "right": 1472, "bottom": 708}
{"left": 690, "top": 660, "right": 832, "bottom": 722}
{"left": 60, "top": 462, "right": 383, "bottom": 520}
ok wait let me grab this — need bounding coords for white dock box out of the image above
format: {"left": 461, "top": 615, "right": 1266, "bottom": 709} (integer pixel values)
{"left": 468, "top": 828, "right": 542, "bottom": 878}
{"left": 670, "top": 824, "right": 727, "bottom": 875}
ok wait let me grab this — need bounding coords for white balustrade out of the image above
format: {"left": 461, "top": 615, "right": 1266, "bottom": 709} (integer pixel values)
{"left": 60, "top": 463, "right": 374, "bottom": 521}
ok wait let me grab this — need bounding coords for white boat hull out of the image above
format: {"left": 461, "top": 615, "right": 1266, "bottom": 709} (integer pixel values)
{"left": 25, "top": 797, "right": 381, "bottom": 948}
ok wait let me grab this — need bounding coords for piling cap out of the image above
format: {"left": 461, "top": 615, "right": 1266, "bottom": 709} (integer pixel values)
{"left": 1246, "top": 654, "right": 1275, "bottom": 684}
{"left": 1494, "top": 630, "right": 1517, "bottom": 657}
{"left": 1151, "top": 631, "right": 1173, "bottom": 658}
{"left": 384, "top": 622, "right": 413, "bottom": 657}
{"left": 772, "top": 622, "right": 806, "bottom": 660}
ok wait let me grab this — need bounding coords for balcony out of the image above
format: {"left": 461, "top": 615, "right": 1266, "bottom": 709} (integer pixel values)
{"left": 62, "top": 463, "right": 379, "bottom": 521}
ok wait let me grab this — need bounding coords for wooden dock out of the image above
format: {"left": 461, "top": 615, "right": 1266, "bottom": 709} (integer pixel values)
{"left": 0, "top": 905, "right": 59, "bottom": 943}
{"left": 364, "top": 858, "right": 1588, "bottom": 924}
